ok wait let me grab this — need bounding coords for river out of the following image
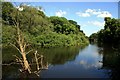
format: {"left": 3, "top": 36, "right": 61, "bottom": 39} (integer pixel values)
{"left": 2, "top": 44, "right": 120, "bottom": 79}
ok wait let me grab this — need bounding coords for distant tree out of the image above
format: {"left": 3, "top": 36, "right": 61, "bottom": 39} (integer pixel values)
{"left": 90, "top": 17, "right": 120, "bottom": 45}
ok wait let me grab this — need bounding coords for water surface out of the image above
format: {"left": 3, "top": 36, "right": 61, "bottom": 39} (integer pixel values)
{"left": 2, "top": 44, "right": 120, "bottom": 79}
{"left": 40, "top": 44, "right": 109, "bottom": 78}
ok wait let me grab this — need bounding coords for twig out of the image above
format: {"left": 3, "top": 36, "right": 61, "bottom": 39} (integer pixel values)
{"left": 34, "top": 50, "right": 40, "bottom": 70}
{"left": 26, "top": 49, "right": 33, "bottom": 55}
{"left": 10, "top": 43, "right": 22, "bottom": 55}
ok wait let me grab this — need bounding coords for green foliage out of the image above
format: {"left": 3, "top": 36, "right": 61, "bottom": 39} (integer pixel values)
{"left": 89, "top": 33, "right": 98, "bottom": 43}
{"left": 32, "top": 32, "right": 89, "bottom": 48}
{"left": 2, "top": 2, "right": 89, "bottom": 47}
{"left": 2, "top": 25, "right": 16, "bottom": 44}
{"left": 49, "top": 16, "right": 81, "bottom": 34}
{"left": 2, "top": 2, "right": 14, "bottom": 25}
{"left": 90, "top": 17, "right": 120, "bottom": 46}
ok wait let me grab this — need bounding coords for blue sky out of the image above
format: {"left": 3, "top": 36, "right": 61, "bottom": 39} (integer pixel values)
{"left": 6, "top": 0, "right": 119, "bottom": 2}
{"left": 13, "top": 2, "right": 118, "bottom": 36}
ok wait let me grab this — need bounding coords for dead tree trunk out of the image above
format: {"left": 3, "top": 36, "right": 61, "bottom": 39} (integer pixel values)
{"left": 16, "top": 27, "right": 31, "bottom": 73}
{"left": 10, "top": 6, "right": 48, "bottom": 75}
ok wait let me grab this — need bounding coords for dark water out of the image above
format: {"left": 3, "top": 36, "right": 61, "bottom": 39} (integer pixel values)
{"left": 2, "top": 44, "right": 120, "bottom": 79}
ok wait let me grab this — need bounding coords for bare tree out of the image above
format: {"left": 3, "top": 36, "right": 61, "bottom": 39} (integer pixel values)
{"left": 10, "top": 4, "right": 49, "bottom": 75}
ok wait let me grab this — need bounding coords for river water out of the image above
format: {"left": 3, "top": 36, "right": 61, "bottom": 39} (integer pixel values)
{"left": 2, "top": 44, "right": 120, "bottom": 79}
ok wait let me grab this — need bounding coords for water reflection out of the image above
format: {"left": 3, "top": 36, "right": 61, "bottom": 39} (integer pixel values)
{"left": 37, "top": 46, "right": 81, "bottom": 65}
{"left": 99, "top": 45, "right": 120, "bottom": 80}
{"left": 75, "top": 44, "right": 103, "bottom": 69}
{"left": 41, "top": 45, "right": 109, "bottom": 78}
{"left": 79, "top": 60, "right": 103, "bottom": 69}
{"left": 3, "top": 44, "right": 119, "bottom": 79}
{"left": 2, "top": 46, "right": 81, "bottom": 79}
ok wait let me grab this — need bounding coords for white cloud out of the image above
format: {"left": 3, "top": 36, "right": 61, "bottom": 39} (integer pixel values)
{"left": 85, "top": 9, "right": 100, "bottom": 15}
{"left": 85, "top": 9, "right": 95, "bottom": 13}
{"left": 76, "top": 9, "right": 112, "bottom": 18}
{"left": 80, "top": 60, "right": 87, "bottom": 65}
{"left": 76, "top": 12, "right": 90, "bottom": 17}
{"left": 79, "top": 60, "right": 103, "bottom": 69}
{"left": 88, "top": 21, "right": 105, "bottom": 27}
{"left": 97, "top": 11, "right": 112, "bottom": 18}
{"left": 55, "top": 10, "right": 67, "bottom": 17}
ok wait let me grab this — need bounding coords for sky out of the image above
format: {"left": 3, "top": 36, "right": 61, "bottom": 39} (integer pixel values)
{"left": 13, "top": 2, "right": 118, "bottom": 36}
{"left": 5, "top": 0, "right": 119, "bottom": 2}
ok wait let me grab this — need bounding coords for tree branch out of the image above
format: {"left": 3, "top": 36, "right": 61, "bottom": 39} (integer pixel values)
{"left": 10, "top": 43, "right": 22, "bottom": 55}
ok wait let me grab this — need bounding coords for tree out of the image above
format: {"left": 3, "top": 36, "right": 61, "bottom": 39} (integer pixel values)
{"left": 2, "top": 2, "right": 14, "bottom": 25}
{"left": 90, "top": 17, "right": 120, "bottom": 46}
{"left": 2, "top": 2, "right": 89, "bottom": 48}
{"left": 2, "top": 2, "right": 49, "bottom": 75}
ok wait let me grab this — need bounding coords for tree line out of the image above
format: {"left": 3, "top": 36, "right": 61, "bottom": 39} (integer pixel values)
{"left": 2, "top": 2, "right": 89, "bottom": 47}
{"left": 89, "top": 17, "right": 120, "bottom": 47}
